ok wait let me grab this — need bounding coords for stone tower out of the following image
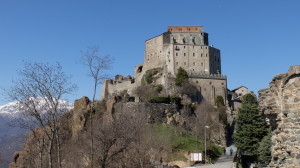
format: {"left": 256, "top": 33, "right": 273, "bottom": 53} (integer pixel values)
{"left": 143, "top": 26, "right": 221, "bottom": 76}
{"left": 101, "top": 26, "right": 227, "bottom": 103}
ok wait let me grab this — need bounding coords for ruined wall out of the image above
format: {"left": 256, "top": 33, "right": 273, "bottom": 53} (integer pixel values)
{"left": 100, "top": 76, "right": 137, "bottom": 100}
{"left": 258, "top": 65, "right": 300, "bottom": 167}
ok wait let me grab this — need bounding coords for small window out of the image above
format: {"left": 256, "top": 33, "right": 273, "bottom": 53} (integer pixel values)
{"left": 176, "top": 53, "right": 178, "bottom": 56}
{"left": 184, "top": 46, "right": 186, "bottom": 49}
{"left": 193, "top": 53, "right": 195, "bottom": 57}
{"left": 210, "top": 82, "right": 212, "bottom": 85}
{"left": 201, "top": 53, "right": 203, "bottom": 57}
{"left": 176, "top": 62, "right": 178, "bottom": 66}
{"left": 184, "top": 53, "right": 186, "bottom": 56}
{"left": 201, "top": 63, "right": 203, "bottom": 66}
{"left": 221, "top": 83, "right": 224, "bottom": 85}
{"left": 184, "top": 62, "right": 186, "bottom": 65}
{"left": 193, "top": 62, "right": 195, "bottom": 66}
{"left": 196, "top": 81, "right": 198, "bottom": 84}
{"left": 206, "top": 54, "right": 207, "bottom": 57}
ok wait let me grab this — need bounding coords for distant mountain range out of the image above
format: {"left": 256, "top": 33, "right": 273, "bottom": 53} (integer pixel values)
{"left": 0, "top": 99, "right": 73, "bottom": 167}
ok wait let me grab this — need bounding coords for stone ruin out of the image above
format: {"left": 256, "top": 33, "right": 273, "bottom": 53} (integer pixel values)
{"left": 258, "top": 65, "right": 300, "bottom": 167}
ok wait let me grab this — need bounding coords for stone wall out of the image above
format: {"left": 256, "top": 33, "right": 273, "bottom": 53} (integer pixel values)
{"left": 258, "top": 65, "right": 300, "bottom": 167}
{"left": 189, "top": 76, "right": 227, "bottom": 104}
{"left": 144, "top": 26, "right": 221, "bottom": 76}
{"left": 100, "top": 75, "right": 137, "bottom": 100}
{"left": 100, "top": 26, "right": 226, "bottom": 104}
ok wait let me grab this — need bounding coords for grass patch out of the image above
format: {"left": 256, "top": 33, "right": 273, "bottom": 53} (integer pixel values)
{"left": 166, "top": 153, "right": 188, "bottom": 162}
{"left": 151, "top": 124, "right": 223, "bottom": 163}
{"left": 152, "top": 124, "right": 202, "bottom": 152}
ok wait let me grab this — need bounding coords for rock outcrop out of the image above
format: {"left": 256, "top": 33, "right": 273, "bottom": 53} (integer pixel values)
{"left": 72, "top": 96, "right": 91, "bottom": 139}
{"left": 259, "top": 65, "right": 300, "bottom": 167}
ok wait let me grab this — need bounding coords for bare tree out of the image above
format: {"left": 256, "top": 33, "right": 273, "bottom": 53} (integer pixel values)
{"left": 81, "top": 46, "right": 113, "bottom": 167}
{"left": 6, "top": 62, "right": 77, "bottom": 168}
{"left": 93, "top": 110, "right": 144, "bottom": 168}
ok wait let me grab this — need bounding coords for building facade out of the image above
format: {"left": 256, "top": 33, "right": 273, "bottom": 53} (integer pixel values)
{"left": 144, "top": 26, "right": 221, "bottom": 76}
{"left": 101, "top": 26, "right": 227, "bottom": 103}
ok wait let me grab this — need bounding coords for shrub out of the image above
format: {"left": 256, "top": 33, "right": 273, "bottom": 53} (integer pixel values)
{"left": 155, "top": 84, "right": 163, "bottom": 93}
{"left": 215, "top": 96, "right": 224, "bottom": 107}
{"left": 175, "top": 67, "right": 188, "bottom": 86}
{"left": 170, "top": 96, "right": 181, "bottom": 105}
{"left": 145, "top": 74, "right": 153, "bottom": 84}
{"left": 217, "top": 105, "right": 227, "bottom": 125}
{"left": 150, "top": 96, "right": 170, "bottom": 103}
{"left": 142, "top": 68, "right": 163, "bottom": 84}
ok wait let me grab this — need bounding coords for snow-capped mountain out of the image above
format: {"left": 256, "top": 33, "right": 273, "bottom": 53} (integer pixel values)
{"left": 0, "top": 99, "right": 74, "bottom": 117}
{"left": 0, "top": 99, "right": 74, "bottom": 167}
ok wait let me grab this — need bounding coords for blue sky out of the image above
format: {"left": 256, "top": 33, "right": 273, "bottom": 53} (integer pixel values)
{"left": 0, "top": 0, "right": 299, "bottom": 105}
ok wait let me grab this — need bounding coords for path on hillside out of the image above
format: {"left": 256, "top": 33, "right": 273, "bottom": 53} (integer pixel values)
{"left": 161, "top": 145, "right": 237, "bottom": 168}
{"left": 184, "top": 115, "right": 237, "bottom": 168}
{"left": 184, "top": 145, "right": 236, "bottom": 168}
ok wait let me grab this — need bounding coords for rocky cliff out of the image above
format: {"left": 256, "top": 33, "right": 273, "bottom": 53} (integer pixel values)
{"left": 9, "top": 93, "right": 228, "bottom": 167}
{"left": 258, "top": 65, "right": 300, "bottom": 167}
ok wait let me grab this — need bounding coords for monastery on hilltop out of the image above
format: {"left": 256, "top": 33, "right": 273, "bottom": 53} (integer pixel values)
{"left": 101, "top": 26, "right": 230, "bottom": 103}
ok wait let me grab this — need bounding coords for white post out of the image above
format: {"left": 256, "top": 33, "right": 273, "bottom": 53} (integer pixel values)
{"left": 205, "top": 126, "right": 206, "bottom": 164}
{"left": 204, "top": 125, "right": 210, "bottom": 164}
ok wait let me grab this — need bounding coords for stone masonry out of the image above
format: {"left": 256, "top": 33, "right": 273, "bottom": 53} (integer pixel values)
{"left": 101, "top": 26, "right": 227, "bottom": 104}
{"left": 258, "top": 65, "right": 300, "bottom": 168}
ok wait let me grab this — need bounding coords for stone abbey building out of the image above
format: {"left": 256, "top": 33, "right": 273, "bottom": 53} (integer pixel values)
{"left": 101, "top": 26, "right": 227, "bottom": 103}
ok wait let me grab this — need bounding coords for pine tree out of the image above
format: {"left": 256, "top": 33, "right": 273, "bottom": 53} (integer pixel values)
{"left": 258, "top": 129, "right": 272, "bottom": 163}
{"left": 234, "top": 94, "right": 268, "bottom": 158}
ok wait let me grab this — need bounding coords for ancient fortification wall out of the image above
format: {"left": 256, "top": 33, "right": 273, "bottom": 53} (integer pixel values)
{"left": 258, "top": 65, "right": 300, "bottom": 167}
{"left": 101, "top": 26, "right": 227, "bottom": 103}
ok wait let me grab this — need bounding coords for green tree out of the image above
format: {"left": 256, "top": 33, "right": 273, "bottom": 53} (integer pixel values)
{"left": 215, "top": 95, "right": 224, "bottom": 107}
{"left": 175, "top": 67, "right": 188, "bottom": 86}
{"left": 257, "top": 128, "right": 272, "bottom": 164}
{"left": 234, "top": 94, "right": 268, "bottom": 159}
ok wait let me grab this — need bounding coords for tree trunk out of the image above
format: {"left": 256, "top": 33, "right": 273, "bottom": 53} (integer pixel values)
{"left": 90, "top": 81, "right": 97, "bottom": 168}
{"left": 55, "top": 131, "right": 61, "bottom": 168}
{"left": 39, "top": 137, "right": 44, "bottom": 168}
{"left": 48, "top": 133, "right": 54, "bottom": 168}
